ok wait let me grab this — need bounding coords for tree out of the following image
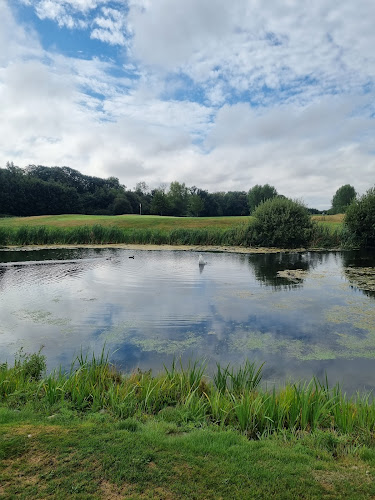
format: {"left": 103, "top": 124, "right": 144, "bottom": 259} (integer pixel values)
{"left": 250, "top": 197, "right": 313, "bottom": 248}
{"left": 248, "top": 184, "right": 278, "bottom": 214}
{"left": 167, "top": 181, "right": 188, "bottom": 216}
{"left": 331, "top": 185, "right": 356, "bottom": 214}
{"left": 223, "top": 191, "right": 249, "bottom": 216}
{"left": 345, "top": 187, "right": 375, "bottom": 247}
{"left": 135, "top": 181, "right": 149, "bottom": 195}
{"left": 150, "top": 188, "right": 170, "bottom": 216}
{"left": 188, "top": 194, "right": 205, "bottom": 217}
{"left": 112, "top": 196, "right": 132, "bottom": 215}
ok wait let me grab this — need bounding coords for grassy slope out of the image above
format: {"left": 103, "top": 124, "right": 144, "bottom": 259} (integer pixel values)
{"left": 0, "top": 214, "right": 250, "bottom": 230}
{"left": 0, "top": 214, "right": 343, "bottom": 231}
{"left": 1, "top": 409, "right": 374, "bottom": 499}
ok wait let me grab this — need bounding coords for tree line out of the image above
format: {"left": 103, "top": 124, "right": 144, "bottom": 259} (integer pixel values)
{"left": 0, "top": 162, "right": 357, "bottom": 218}
{"left": 0, "top": 163, "right": 281, "bottom": 217}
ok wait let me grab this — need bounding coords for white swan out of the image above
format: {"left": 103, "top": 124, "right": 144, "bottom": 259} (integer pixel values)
{"left": 198, "top": 254, "right": 207, "bottom": 266}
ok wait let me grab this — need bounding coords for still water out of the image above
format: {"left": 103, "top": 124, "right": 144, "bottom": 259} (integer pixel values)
{"left": 0, "top": 248, "right": 375, "bottom": 392}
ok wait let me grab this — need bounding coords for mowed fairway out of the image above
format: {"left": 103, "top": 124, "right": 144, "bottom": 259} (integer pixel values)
{"left": 0, "top": 214, "right": 250, "bottom": 230}
{"left": 0, "top": 213, "right": 343, "bottom": 231}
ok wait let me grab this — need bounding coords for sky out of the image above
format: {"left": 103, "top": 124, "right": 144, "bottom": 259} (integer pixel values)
{"left": 1, "top": 0, "right": 374, "bottom": 209}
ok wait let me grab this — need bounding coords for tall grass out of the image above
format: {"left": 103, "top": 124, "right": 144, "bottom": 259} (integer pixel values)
{"left": 0, "top": 224, "right": 251, "bottom": 246}
{"left": 1, "top": 350, "right": 375, "bottom": 438}
{"left": 0, "top": 222, "right": 347, "bottom": 248}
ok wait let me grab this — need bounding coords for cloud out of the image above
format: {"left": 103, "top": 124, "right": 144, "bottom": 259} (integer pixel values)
{"left": 91, "top": 7, "right": 129, "bottom": 46}
{"left": 1, "top": 0, "right": 375, "bottom": 209}
{"left": 129, "top": 0, "right": 375, "bottom": 101}
{"left": 32, "top": 0, "right": 109, "bottom": 29}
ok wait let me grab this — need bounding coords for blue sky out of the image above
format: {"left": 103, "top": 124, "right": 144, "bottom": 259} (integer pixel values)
{"left": 1, "top": 0, "right": 375, "bottom": 208}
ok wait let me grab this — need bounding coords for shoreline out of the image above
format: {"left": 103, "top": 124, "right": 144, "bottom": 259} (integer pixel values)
{"left": 0, "top": 243, "right": 333, "bottom": 254}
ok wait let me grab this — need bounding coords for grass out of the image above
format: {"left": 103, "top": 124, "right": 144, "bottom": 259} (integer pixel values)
{"left": 1, "top": 350, "right": 375, "bottom": 437}
{"left": 1, "top": 350, "right": 375, "bottom": 498}
{"left": 0, "top": 214, "right": 250, "bottom": 230}
{"left": 0, "top": 214, "right": 345, "bottom": 248}
{"left": 1, "top": 412, "right": 375, "bottom": 499}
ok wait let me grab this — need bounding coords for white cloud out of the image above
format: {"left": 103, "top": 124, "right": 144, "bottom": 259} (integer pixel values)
{"left": 32, "top": 0, "right": 109, "bottom": 29}
{"left": 1, "top": 0, "right": 375, "bottom": 209}
{"left": 91, "top": 7, "right": 129, "bottom": 45}
{"left": 129, "top": 0, "right": 375, "bottom": 99}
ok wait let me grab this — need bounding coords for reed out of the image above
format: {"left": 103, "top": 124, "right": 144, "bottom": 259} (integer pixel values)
{"left": 0, "top": 221, "right": 347, "bottom": 248}
{"left": 309, "top": 223, "right": 344, "bottom": 248}
{"left": 1, "top": 350, "right": 375, "bottom": 438}
{"left": 0, "top": 224, "right": 245, "bottom": 246}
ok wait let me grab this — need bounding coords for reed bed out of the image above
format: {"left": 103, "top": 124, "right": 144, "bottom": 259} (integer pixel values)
{"left": 1, "top": 350, "right": 374, "bottom": 439}
{"left": 0, "top": 222, "right": 346, "bottom": 248}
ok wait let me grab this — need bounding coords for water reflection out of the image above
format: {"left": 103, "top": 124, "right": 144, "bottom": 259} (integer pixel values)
{"left": 0, "top": 248, "right": 374, "bottom": 393}
{"left": 245, "top": 251, "right": 332, "bottom": 289}
{"left": 340, "top": 250, "right": 375, "bottom": 298}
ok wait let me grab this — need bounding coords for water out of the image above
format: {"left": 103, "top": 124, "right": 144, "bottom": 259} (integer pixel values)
{"left": 0, "top": 247, "right": 374, "bottom": 393}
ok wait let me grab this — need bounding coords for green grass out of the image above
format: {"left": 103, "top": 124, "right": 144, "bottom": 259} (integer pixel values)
{"left": 1, "top": 410, "right": 375, "bottom": 499}
{"left": 1, "top": 350, "right": 375, "bottom": 437}
{"left": 0, "top": 214, "right": 346, "bottom": 248}
{"left": 0, "top": 214, "right": 250, "bottom": 230}
{"left": 0, "top": 213, "right": 343, "bottom": 232}
{"left": 0, "top": 224, "right": 253, "bottom": 247}
{"left": 1, "top": 350, "right": 375, "bottom": 498}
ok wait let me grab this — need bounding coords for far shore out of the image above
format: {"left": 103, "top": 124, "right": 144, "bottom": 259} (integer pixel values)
{"left": 0, "top": 243, "right": 334, "bottom": 254}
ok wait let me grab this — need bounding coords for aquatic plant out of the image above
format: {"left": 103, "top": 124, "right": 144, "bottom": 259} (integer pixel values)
{"left": 0, "top": 220, "right": 348, "bottom": 248}
{"left": 1, "top": 351, "right": 375, "bottom": 438}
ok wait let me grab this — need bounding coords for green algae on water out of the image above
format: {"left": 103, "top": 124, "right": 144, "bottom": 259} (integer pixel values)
{"left": 344, "top": 267, "right": 375, "bottom": 292}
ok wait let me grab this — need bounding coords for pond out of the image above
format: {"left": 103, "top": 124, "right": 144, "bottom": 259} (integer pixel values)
{"left": 0, "top": 247, "right": 375, "bottom": 393}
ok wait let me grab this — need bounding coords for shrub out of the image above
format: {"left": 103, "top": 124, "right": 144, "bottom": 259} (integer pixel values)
{"left": 15, "top": 347, "right": 46, "bottom": 380}
{"left": 345, "top": 187, "right": 375, "bottom": 247}
{"left": 250, "top": 197, "right": 313, "bottom": 248}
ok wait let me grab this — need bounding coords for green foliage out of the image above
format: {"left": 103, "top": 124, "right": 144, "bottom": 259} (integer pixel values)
{"left": 213, "top": 361, "right": 263, "bottom": 394}
{"left": 167, "top": 181, "right": 189, "bottom": 217}
{"left": 2, "top": 350, "right": 375, "bottom": 439}
{"left": 309, "top": 223, "right": 345, "bottom": 248}
{"left": 248, "top": 184, "right": 278, "bottom": 214}
{"left": 331, "top": 184, "right": 357, "bottom": 214}
{"left": 150, "top": 188, "right": 171, "bottom": 216}
{"left": 14, "top": 347, "right": 46, "bottom": 380}
{"left": 345, "top": 187, "right": 375, "bottom": 247}
{"left": 250, "top": 197, "right": 314, "bottom": 248}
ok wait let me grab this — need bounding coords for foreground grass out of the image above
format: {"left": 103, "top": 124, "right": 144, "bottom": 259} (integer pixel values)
{"left": 1, "top": 408, "right": 375, "bottom": 499}
{"left": 1, "top": 351, "right": 375, "bottom": 497}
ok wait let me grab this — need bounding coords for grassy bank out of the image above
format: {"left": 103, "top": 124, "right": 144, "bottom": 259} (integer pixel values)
{"left": 1, "top": 350, "right": 374, "bottom": 439}
{"left": 1, "top": 351, "right": 375, "bottom": 498}
{"left": 2, "top": 409, "right": 375, "bottom": 499}
{"left": 0, "top": 214, "right": 344, "bottom": 248}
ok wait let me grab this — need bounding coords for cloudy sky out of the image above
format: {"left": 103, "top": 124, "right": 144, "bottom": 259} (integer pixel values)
{"left": 1, "top": 0, "right": 374, "bottom": 208}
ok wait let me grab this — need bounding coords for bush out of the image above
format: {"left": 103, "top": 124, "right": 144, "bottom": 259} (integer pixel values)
{"left": 345, "top": 187, "right": 375, "bottom": 247}
{"left": 250, "top": 197, "right": 313, "bottom": 248}
{"left": 15, "top": 347, "right": 46, "bottom": 380}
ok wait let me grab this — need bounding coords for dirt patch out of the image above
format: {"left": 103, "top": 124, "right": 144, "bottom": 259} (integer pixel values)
{"left": 10, "top": 424, "right": 69, "bottom": 437}
{"left": 100, "top": 479, "right": 134, "bottom": 499}
{"left": 313, "top": 463, "right": 373, "bottom": 493}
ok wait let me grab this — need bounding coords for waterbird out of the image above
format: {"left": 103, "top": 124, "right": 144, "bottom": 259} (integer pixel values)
{"left": 129, "top": 256, "right": 134, "bottom": 259}
{"left": 198, "top": 254, "right": 207, "bottom": 266}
